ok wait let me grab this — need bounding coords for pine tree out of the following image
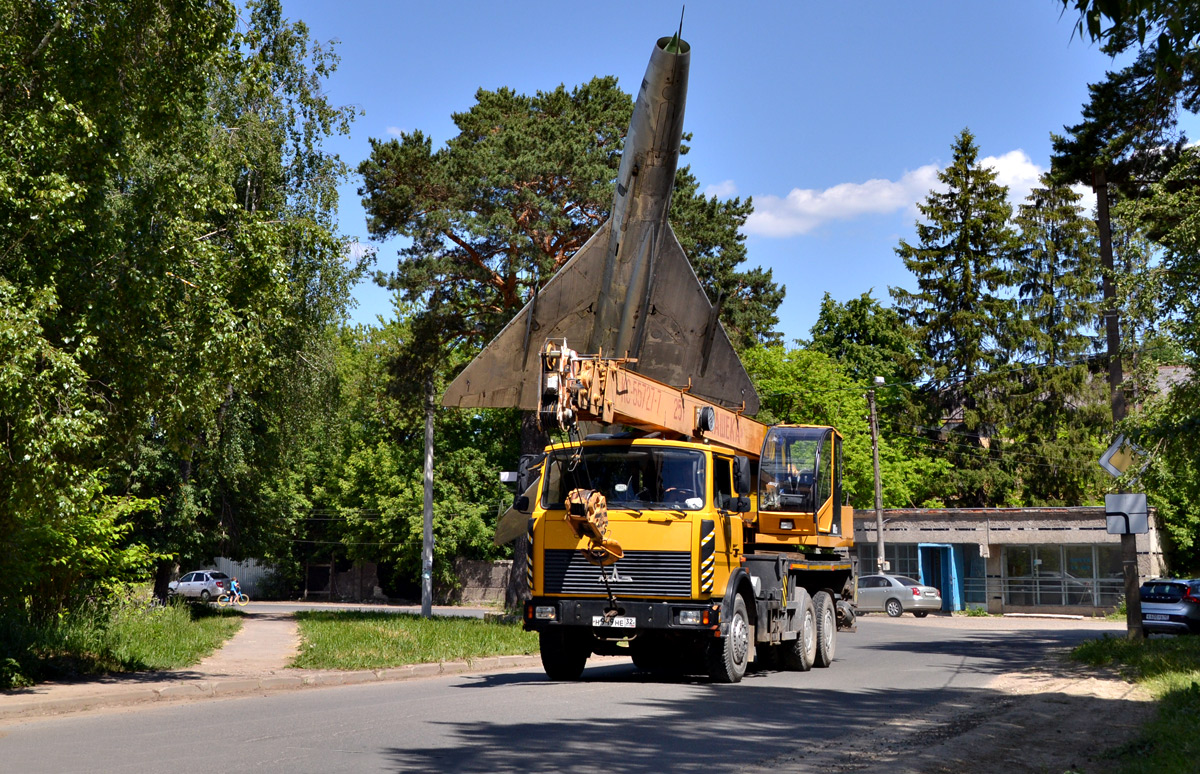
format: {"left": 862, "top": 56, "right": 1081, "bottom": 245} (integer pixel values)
{"left": 1008, "top": 175, "right": 1108, "bottom": 504}
{"left": 889, "top": 128, "right": 1019, "bottom": 506}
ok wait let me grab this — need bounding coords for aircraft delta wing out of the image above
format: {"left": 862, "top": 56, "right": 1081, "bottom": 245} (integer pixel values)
{"left": 442, "top": 33, "right": 760, "bottom": 416}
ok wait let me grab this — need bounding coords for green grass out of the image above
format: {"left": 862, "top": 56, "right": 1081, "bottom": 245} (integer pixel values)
{"left": 1071, "top": 634, "right": 1200, "bottom": 774}
{"left": 0, "top": 595, "right": 242, "bottom": 689}
{"left": 292, "top": 611, "right": 539, "bottom": 670}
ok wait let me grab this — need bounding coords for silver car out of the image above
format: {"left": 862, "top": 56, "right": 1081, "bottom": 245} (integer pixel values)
{"left": 856, "top": 574, "right": 943, "bottom": 617}
{"left": 1140, "top": 578, "right": 1200, "bottom": 635}
{"left": 168, "top": 570, "right": 230, "bottom": 602}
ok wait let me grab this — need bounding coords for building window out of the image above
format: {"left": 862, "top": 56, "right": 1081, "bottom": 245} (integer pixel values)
{"left": 1002, "top": 545, "right": 1123, "bottom": 607}
{"left": 962, "top": 544, "right": 986, "bottom": 604}
{"left": 858, "top": 543, "right": 919, "bottom": 577}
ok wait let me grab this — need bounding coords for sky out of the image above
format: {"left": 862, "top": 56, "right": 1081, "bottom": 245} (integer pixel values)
{"left": 277, "top": 0, "right": 1197, "bottom": 341}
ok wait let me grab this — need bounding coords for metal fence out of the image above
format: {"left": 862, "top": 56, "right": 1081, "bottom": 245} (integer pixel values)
{"left": 960, "top": 576, "right": 1124, "bottom": 609}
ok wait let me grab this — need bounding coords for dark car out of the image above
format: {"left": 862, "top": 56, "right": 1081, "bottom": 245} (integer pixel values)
{"left": 1140, "top": 578, "right": 1200, "bottom": 635}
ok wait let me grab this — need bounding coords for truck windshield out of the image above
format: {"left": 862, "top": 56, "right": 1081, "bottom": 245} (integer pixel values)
{"left": 541, "top": 446, "right": 706, "bottom": 511}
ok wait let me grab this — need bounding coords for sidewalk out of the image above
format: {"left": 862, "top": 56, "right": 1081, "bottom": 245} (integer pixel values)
{"left": 0, "top": 609, "right": 542, "bottom": 723}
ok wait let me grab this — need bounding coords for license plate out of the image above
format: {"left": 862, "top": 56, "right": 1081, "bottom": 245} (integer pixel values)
{"left": 1146, "top": 614, "right": 1170, "bottom": 621}
{"left": 593, "top": 615, "right": 636, "bottom": 628}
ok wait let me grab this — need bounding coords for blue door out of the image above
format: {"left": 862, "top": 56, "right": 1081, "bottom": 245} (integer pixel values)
{"left": 917, "top": 544, "right": 962, "bottom": 611}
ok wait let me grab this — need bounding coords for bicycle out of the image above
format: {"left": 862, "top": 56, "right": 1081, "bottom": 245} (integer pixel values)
{"left": 216, "top": 591, "right": 249, "bottom": 607}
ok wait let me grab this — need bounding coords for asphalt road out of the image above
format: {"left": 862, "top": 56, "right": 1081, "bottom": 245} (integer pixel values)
{"left": 0, "top": 616, "right": 1120, "bottom": 774}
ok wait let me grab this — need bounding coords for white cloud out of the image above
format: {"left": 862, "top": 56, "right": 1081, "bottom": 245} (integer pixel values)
{"left": 386, "top": 126, "right": 404, "bottom": 137}
{"left": 745, "top": 164, "right": 940, "bottom": 237}
{"left": 704, "top": 179, "right": 739, "bottom": 199}
{"left": 345, "top": 240, "right": 375, "bottom": 262}
{"left": 745, "top": 149, "right": 1099, "bottom": 238}
{"left": 980, "top": 150, "right": 1043, "bottom": 207}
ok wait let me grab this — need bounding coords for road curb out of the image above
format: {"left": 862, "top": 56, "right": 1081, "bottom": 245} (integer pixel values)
{"left": 0, "top": 655, "right": 546, "bottom": 722}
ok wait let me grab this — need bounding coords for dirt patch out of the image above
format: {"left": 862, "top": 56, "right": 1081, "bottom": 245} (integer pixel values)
{"left": 743, "top": 631, "right": 1154, "bottom": 774}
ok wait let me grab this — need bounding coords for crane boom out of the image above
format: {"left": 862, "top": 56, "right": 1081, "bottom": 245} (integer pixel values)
{"left": 537, "top": 340, "right": 766, "bottom": 455}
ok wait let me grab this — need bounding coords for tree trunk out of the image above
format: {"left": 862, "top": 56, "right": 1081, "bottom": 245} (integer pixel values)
{"left": 153, "top": 558, "right": 178, "bottom": 603}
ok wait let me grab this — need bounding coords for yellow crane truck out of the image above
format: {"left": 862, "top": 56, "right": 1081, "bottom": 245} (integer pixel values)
{"left": 517, "top": 341, "right": 857, "bottom": 683}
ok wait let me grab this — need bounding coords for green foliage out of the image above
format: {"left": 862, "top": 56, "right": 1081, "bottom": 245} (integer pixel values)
{"left": 890, "top": 129, "right": 1022, "bottom": 506}
{"left": 1116, "top": 148, "right": 1200, "bottom": 573}
{"left": 1005, "top": 175, "right": 1110, "bottom": 505}
{"left": 299, "top": 318, "right": 519, "bottom": 595}
{"left": 292, "top": 611, "right": 538, "bottom": 670}
{"left": 0, "top": 281, "right": 159, "bottom": 615}
{"left": 807, "top": 291, "right": 917, "bottom": 386}
{"left": 357, "top": 76, "right": 782, "bottom": 353}
{"left": 1, "top": 0, "right": 361, "bottom": 614}
{"left": 891, "top": 128, "right": 1019, "bottom": 410}
{"left": 0, "top": 594, "right": 242, "bottom": 689}
{"left": 741, "top": 345, "right": 949, "bottom": 508}
{"left": 1057, "top": 1, "right": 1200, "bottom": 85}
{"left": 1070, "top": 633, "right": 1200, "bottom": 774}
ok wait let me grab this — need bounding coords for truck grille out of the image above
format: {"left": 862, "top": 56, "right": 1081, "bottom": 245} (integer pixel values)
{"left": 543, "top": 550, "right": 692, "bottom": 598}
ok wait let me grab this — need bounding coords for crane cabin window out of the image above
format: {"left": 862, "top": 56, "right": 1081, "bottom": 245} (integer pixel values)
{"left": 541, "top": 446, "right": 707, "bottom": 511}
{"left": 758, "top": 426, "right": 833, "bottom": 514}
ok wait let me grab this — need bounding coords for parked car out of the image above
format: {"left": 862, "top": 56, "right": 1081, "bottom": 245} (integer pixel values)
{"left": 168, "top": 570, "right": 230, "bottom": 601}
{"left": 856, "top": 574, "right": 942, "bottom": 617}
{"left": 1140, "top": 578, "right": 1200, "bottom": 635}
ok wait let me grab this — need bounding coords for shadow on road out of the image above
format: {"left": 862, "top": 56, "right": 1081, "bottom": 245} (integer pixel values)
{"left": 382, "top": 626, "right": 1133, "bottom": 774}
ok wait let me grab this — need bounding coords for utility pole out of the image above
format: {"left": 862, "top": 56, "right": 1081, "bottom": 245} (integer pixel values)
{"left": 422, "top": 375, "right": 435, "bottom": 619}
{"left": 868, "top": 378, "right": 886, "bottom": 574}
{"left": 1095, "top": 167, "right": 1142, "bottom": 639}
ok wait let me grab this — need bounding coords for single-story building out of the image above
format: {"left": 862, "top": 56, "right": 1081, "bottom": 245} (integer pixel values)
{"left": 852, "top": 507, "right": 1165, "bottom": 616}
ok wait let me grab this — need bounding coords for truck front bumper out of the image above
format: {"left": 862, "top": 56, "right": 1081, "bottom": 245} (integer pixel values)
{"left": 524, "top": 597, "right": 724, "bottom": 636}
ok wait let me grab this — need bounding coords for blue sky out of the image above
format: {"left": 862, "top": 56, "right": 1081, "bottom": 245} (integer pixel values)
{"left": 278, "top": 0, "right": 1196, "bottom": 341}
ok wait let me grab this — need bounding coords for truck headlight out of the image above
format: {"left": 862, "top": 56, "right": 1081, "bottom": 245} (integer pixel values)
{"left": 780, "top": 519, "right": 794, "bottom": 530}
{"left": 535, "top": 605, "right": 557, "bottom": 620}
{"left": 679, "top": 610, "right": 703, "bottom": 625}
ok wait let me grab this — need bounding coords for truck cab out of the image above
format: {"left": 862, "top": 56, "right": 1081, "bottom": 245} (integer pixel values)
{"left": 522, "top": 426, "right": 855, "bottom": 683}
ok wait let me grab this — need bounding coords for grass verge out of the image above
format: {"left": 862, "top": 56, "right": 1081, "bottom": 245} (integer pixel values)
{"left": 1072, "top": 634, "right": 1200, "bottom": 773}
{"left": 1, "top": 596, "right": 242, "bottom": 690}
{"left": 292, "top": 611, "right": 538, "bottom": 670}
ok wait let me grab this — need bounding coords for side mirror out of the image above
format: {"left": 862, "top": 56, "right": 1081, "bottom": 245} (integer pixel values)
{"left": 734, "top": 496, "right": 751, "bottom": 514}
{"left": 733, "top": 456, "right": 752, "bottom": 494}
{"left": 515, "top": 495, "right": 531, "bottom": 513}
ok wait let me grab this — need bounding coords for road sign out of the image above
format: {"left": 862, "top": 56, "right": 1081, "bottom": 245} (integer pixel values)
{"left": 1099, "top": 435, "right": 1142, "bottom": 478}
{"left": 1105, "top": 493, "right": 1148, "bottom": 534}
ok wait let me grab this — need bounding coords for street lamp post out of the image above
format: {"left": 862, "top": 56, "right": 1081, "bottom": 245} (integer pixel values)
{"left": 868, "top": 377, "right": 886, "bottom": 573}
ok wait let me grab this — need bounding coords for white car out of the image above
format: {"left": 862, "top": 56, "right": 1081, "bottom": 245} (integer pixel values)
{"left": 856, "top": 574, "right": 942, "bottom": 617}
{"left": 168, "top": 570, "right": 231, "bottom": 601}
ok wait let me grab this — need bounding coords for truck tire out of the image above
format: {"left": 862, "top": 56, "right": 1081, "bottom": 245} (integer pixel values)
{"left": 783, "top": 589, "right": 817, "bottom": 672}
{"left": 813, "top": 591, "right": 836, "bottom": 668}
{"left": 706, "top": 595, "right": 750, "bottom": 683}
{"left": 539, "top": 629, "right": 589, "bottom": 681}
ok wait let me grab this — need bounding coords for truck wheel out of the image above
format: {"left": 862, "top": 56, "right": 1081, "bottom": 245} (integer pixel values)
{"left": 539, "top": 629, "right": 589, "bottom": 681}
{"left": 783, "top": 590, "right": 817, "bottom": 672}
{"left": 707, "top": 596, "right": 749, "bottom": 683}
{"left": 885, "top": 598, "right": 904, "bottom": 617}
{"left": 813, "top": 591, "right": 837, "bottom": 668}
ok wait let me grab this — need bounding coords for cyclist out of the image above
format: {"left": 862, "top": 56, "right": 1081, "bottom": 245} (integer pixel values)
{"left": 229, "top": 576, "right": 241, "bottom": 601}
